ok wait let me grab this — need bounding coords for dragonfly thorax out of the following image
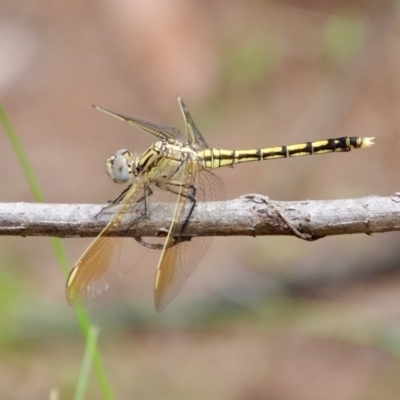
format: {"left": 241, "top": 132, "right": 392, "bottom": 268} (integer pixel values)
{"left": 137, "top": 139, "right": 199, "bottom": 180}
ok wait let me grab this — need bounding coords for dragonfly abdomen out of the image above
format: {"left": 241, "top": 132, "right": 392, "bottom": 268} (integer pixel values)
{"left": 200, "top": 136, "right": 374, "bottom": 169}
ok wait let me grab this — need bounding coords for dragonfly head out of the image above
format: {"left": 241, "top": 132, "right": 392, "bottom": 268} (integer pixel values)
{"left": 106, "top": 149, "right": 136, "bottom": 184}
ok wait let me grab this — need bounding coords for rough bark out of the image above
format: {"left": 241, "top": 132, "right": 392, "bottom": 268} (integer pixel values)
{"left": 1, "top": 194, "right": 400, "bottom": 241}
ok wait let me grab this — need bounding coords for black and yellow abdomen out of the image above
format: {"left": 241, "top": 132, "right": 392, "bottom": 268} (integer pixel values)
{"left": 199, "top": 136, "right": 374, "bottom": 169}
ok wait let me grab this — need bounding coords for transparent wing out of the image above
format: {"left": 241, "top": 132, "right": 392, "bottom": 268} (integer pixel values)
{"left": 65, "top": 172, "right": 153, "bottom": 307}
{"left": 177, "top": 97, "right": 209, "bottom": 149}
{"left": 93, "top": 105, "right": 187, "bottom": 142}
{"left": 154, "top": 161, "right": 226, "bottom": 311}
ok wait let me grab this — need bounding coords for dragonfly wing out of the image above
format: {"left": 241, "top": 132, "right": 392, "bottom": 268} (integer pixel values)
{"left": 65, "top": 173, "right": 151, "bottom": 307}
{"left": 154, "top": 162, "right": 226, "bottom": 311}
{"left": 177, "top": 97, "right": 209, "bottom": 149}
{"left": 93, "top": 105, "right": 186, "bottom": 142}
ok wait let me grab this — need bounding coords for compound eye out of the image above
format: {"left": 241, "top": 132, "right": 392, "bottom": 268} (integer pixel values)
{"left": 106, "top": 149, "right": 132, "bottom": 183}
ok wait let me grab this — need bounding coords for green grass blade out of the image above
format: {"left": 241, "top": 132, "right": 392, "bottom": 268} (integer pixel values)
{"left": 75, "top": 326, "right": 100, "bottom": 400}
{"left": 0, "top": 105, "right": 45, "bottom": 202}
{"left": 0, "top": 103, "right": 115, "bottom": 400}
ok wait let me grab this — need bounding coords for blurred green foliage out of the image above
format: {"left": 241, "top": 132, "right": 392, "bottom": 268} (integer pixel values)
{"left": 323, "top": 9, "right": 366, "bottom": 63}
{"left": 224, "top": 33, "right": 282, "bottom": 88}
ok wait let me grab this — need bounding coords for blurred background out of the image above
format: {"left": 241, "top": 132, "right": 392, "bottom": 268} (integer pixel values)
{"left": 1, "top": 0, "right": 400, "bottom": 399}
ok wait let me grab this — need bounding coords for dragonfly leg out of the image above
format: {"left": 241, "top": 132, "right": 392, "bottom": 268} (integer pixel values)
{"left": 128, "top": 183, "right": 171, "bottom": 249}
{"left": 181, "top": 184, "right": 196, "bottom": 233}
{"left": 126, "top": 183, "right": 153, "bottom": 229}
{"left": 155, "top": 181, "right": 197, "bottom": 233}
{"left": 133, "top": 237, "right": 164, "bottom": 250}
{"left": 95, "top": 184, "right": 133, "bottom": 218}
{"left": 133, "top": 235, "right": 191, "bottom": 250}
{"left": 133, "top": 180, "right": 197, "bottom": 250}
{"left": 111, "top": 184, "right": 133, "bottom": 204}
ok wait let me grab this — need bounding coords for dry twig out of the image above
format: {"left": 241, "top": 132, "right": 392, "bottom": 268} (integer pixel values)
{"left": 1, "top": 194, "right": 399, "bottom": 241}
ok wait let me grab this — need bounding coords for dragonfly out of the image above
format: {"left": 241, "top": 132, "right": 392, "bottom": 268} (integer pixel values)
{"left": 66, "top": 97, "right": 374, "bottom": 311}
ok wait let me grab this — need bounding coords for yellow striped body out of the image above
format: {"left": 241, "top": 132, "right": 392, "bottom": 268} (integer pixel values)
{"left": 132, "top": 136, "right": 374, "bottom": 183}
{"left": 199, "top": 136, "right": 374, "bottom": 169}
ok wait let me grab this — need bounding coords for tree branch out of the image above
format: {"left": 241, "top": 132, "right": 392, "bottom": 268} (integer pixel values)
{"left": 1, "top": 194, "right": 400, "bottom": 240}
